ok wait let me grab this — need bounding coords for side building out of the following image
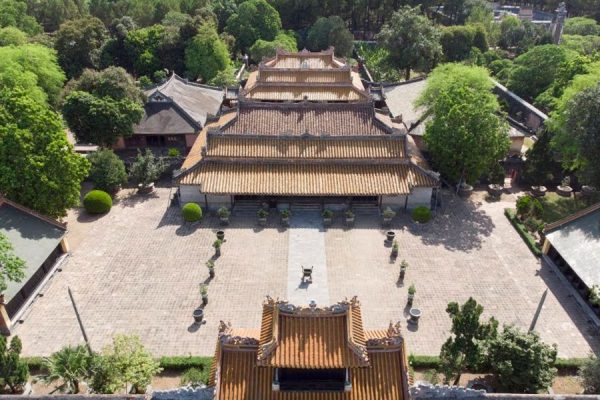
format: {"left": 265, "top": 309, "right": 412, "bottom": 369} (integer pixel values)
{"left": 0, "top": 195, "right": 69, "bottom": 334}
{"left": 176, "top": 49, "right": 439, "bottom": 211}
{"left": 209, "top": 296, "right": 410, "bottom": 399}
{"left": 114, "top": 74, "right": 224, "bottom": 153}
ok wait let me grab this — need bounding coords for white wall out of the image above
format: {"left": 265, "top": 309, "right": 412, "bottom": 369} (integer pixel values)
{"left": 406, "top": 187, "right": 432, "bottom": 209}
{"left": 381, "top": 195, "right": 407, "bottom": 211}
{"left": 180, "top": 185, "right": 203, "bottom": 204}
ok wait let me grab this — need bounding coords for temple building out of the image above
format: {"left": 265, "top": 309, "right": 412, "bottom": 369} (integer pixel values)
{"left": 115, "top": 74, "right": 224, "bottom": 152}
{"left": 176, "top": 49, "right": 439, "bottom": 210}
{"left": 209, "top": 296, "right": 410, "bottom": 399}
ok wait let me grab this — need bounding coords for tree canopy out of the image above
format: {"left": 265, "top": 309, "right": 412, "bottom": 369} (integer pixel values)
{"left": 0, "top": 0, "right": 42, "bottom": 35}
{"left": 62, "top": 67, "right": 144, "bottom": 147}
{"left": 249, "top": 31, "right": 296, "bottom": 63}
{"left": 417, "top": 63, "right": 509, "bottom": 184}
{"left": 0, "top": 88, "right": 90, "bottom": 218}
{"left": 54, "top": 17, "right": 108, "bottom": 78}
{"left": 306, "top": 16, "right": 354, "bottom": 57}
{"left": 0, "top": 44, "right": 66, "bottom": 107}
{"left": 564, "top": 17, "right": 600, "bottom": 36}
{"left": 0, "top": 26, "right": 27, "bottom": 45}
{"left": 440, "top": 24, "right": 488, "bottom": 62}
{"left": 376, "top": 6, "right": 442, "bottom": 81}
{"left": 26, "top": 0, "right": 87, "bottom": 32}
{"left": 184, "top": 22, "right": 231, "bottom": 82}
{"left": 225, "top": 0, "right": 282, "bottom": 52}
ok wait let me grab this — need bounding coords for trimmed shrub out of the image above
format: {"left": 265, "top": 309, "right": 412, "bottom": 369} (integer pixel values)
{"left": 182, "top": 203, "right": 203, "bottom": 222}
{"left": 412, "top": 206, "right": 432, "bottom": 223}
{"left": 83, "top": 190, "right": 112, "bottom": 214}
{"left": 504, "top": 209, "right": 542, "bottom": 256}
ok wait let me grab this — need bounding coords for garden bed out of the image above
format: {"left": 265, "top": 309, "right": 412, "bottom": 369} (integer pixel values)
{"left": 538, "top": 192, "right": 600, "bottom": 224}
{"left": 504, "top": 208, "right": 542, "bottom": 257}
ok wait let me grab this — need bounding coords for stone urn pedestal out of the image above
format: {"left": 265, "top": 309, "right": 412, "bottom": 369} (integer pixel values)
{"left": 408, "top": 308, "right": 421, "bottom": 325}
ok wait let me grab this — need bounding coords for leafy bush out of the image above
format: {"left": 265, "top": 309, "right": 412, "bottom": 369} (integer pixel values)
{"left": 257, "top": 208, "right": 268, "bottom": 218}
{"left": 409, "top": 354, "right": 441, "bottom": 369}
{"left": 488, "top": 325, "right": 557, "bottom": 393}
{"left": 129, "top": 149, "right": 166, "bottom": 187}
{"left": 87, "top": 149, "right": 127, "bottom": 193}
{"left": 504, "top": 209, "right": 542, "bottom": 256}
{"left": 217, "top": 207, "right": 230, "bottom": 218}
{"left": 516, "top": 195, "right": 542, "bottom": 219}
{"left": 43, "top": 345, "right": 93, "bottom": 393}
{"left": 412, "top": 206, "right": 432, "bottom": 223}
{"left": 382, "top": 207, "right": 396, "bottom": 219}
{"left": 83, "top": 190, "right": 113, "bottom": 214}
{"left": 0, "top": 336, "right": 29, "bottom": 393}
{"left": 167, "top": 148, "right": 180, "bottom": 157}
{"left": 180, "top": 367, "right": 208, "bottom": 387}
{"left": 524, "top": 217, "right": 544, "bottom": 234}
{"left": 157, "top": 356, "right": 212, "bottom": 371}
{"left": 579, "top": 355, "right": 600, "bottom": 393}
{"left": 182, "top": 203, "right": 203, "bottom": 222}
{"left": 322, "top": 209, "right": 334, "bottom": 218}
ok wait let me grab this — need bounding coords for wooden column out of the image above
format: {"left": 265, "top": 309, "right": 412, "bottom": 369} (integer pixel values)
{"left": 0, "top": 294, "right": 11, "bottom": 335}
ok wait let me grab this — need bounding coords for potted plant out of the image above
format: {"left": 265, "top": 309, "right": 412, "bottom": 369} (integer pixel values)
{"left": 582, "top": 185, "right": 598, "bottom": 197}
{"left": 386, "top": 231, "right": 395, "bottom": 242}
{"left": 391, "top": 240, "right": 399, "bottom": 258}
{"left": 206, "top": 260, "right": 215, "bottom": 278}
{"left": 217, "top": 207, "right": 230, "bottom": 225}
{"left": 457, "top": 182, "right": 474, "bottom": 198}
{"left": 531, "top": 185, "right": 547, "bottom": 197}
{"left": 216, "top": 230, "right": 225, "bottom": 241}
{"left": 129, "top": 149, "right": 166, "bottom": 194}
{"left": 213, "top": 239, "right": 222, "bottom": 256}
{"left": 382, "top": 207, "right": 396, "bottom": 226}
{"left": 399, "top": 259, "right": 408, "bottom": 280}
{"left": 345, "top": 209, "right": 355, "bottom": 226}
{"left": 280, "top": 209, "right": 291, "bottom": 225}
{"left": 257, "top": 208, "right": 269, "bottom": 226}
{"left": 557, "top": 176, "right": 573, "bottom": 197}
{"left": 407, "top": 284, "right": 416, "bottom": 304}
{"left": 322, "top": 209, "right": 334, "bottom": 225}
{"left": 193, "top": 307, "right": 204, "bottom": 323}
{"left": 200, "top": 284, "right": 208, "bottom": 305}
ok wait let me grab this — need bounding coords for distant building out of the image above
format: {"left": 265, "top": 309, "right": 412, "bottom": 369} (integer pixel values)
{"left": 209, "top": 296, "right": 410, "bottom": 399}
{"left": 0, "top": 196, "right": 69, "bottom": 334}
{"left": 176, "top": 49, "right": 439, "bottom": 211}
{"left": 114, "top": 74, "right": 224, "bottom": 152}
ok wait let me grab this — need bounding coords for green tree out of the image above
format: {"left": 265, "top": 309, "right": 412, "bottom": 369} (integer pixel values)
{"left": 498, "top": 15, "right": 524, "bottom": 50}
{"left": 564, "top": 17, "right": 600, "bottom": 36}
{"left": 439, "top": 298, "right": 498, "bottom": 385}
{"left": 129, "top": 149, "right": 166, "bottom": 188}
{"left": 225, "top": 0, "right": 282, "bottom": 52}
{"left": 185, "top": 23, "right": 230, "bottom": 82}
{"left": 0, "top": 0, "right": 42, "bottom": 35}
{"left": 62, "top": 67, "right": 144, "bottom": 146}
{"left": 0, "top": 26, "right": 27, "bottom": 45}
{"left": 579, "top": 354, "right": 600, "bottom": 394}
{"left": 0, "top": 336, "right": 29, "bottom": 393}
{"left": 488, "top": 325, "right": 557, "bottom": 393}
{"left": 0, "top": 44, "right": 66, "bottom": 107}
{"left": 551, "top": 83, "right": 600, "bottom": 188}
{"left": 306, "top": 16, "right": 354, "bottom": 57}
{"left": 26, "top": 0, "right": 87, "bottom": 32}
{"left": 440, "top": 25, "right": 486, "bottom": 62}
{"left": 561, "top": 34, "right": 600, "bottom": 56}
{"left": 43, "top": 345, "right": 93, "bottom": 393}
{"left": 522, "top": 130, "right": 562, "bottom": 186}
{"left": 54, "top": 17, "right": 108, "bottom": 79}
{"left": 88, "top": 149, "right": 127, "bottom": 193}
{"left": 249, "top": 31, "right": 297, "bottom": 62}
{"left": 376, "top": 6, "right": 442, "bottom": 81}
{"left": 0, "top": 233, "right": 25, "bottom": 295}
{"left": 208, "top": 66, "right": 238, "bottom": 87}
{"left": 0, "top": 88, "right": 90, "bottom": 218}
{"left": 124, "top": 24, "right": 166, "bottom": 77}
{"left": 507, "top": 45, "right": 576, "bottom": 102}
{"left": 99, "top": 335, "right": 162, "bottom": 393}
{"left": 417, "top": 64, "right": 509, "bottom": 184}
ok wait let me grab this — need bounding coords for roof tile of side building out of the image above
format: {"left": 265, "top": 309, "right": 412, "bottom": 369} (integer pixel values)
{"left": 143, "top": 74, "right": 224, "bottom": 127}
{"left": 221, "top": 101, "right": 393, "bottom": 136}
{"left": 382, "top": 78, "right": 427, "bottom": 125}
{"left": 263, "top": 48, "right": 346, "bottom": 69}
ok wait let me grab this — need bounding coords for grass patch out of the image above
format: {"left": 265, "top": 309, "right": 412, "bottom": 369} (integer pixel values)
{"left": 538, "top": 192, "right": 598, "bottom": 224}
{"left": 504, "top": 208, "right": 542, "bottom": 257}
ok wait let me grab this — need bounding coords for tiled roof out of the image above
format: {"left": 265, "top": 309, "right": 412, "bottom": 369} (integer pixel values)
{"left": 242, "top": 86, "right": 368, "bottom": 101}
{"left": 177, "top": 162, "right": 438, "bottom": 196}
{"left": 221, "top": 101, "right": 392, "bottom": 136}
{"left": 180, "top": 112, "right": 237, "bottom": 170}
{"left": 210, "top": 298, "right": 410, "bottom": 400}
{"left": 263, "top": 48, "right": 345, "bottom": 69}
{"left": 134, "top": 102, "right": 198, "bottom": 135}
{"left": 145, "top": 74, "right": 224, "bottom": 127}
{"left": 205, "top": 135, "right": 406, "bottom": 160}
{"left": 258, "top": 69, "right": 354, "bottom": 84}
{"left": 382, "top": 78, "right": 427, "bottom": 125}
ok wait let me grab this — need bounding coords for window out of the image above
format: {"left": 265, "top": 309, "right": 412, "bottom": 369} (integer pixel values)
{"left": 277, "top": 368, "right": 346, "bottom": 392}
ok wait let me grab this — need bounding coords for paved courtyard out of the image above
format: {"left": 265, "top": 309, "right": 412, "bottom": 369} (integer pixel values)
{"left": 12, "top": 187, "right": 600, "bottom": 358}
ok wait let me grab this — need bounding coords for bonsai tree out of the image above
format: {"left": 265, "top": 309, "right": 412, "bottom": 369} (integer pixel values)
{"left": 391, "top": 240, "right": 399, "bottom": 257}
{"left": 206, "top": 260, "right": 215, "bottom": 277}
{"left": 280, "top": 209, "right": 291, "bottom": 219}
{"left": 87, "top": 149, "right": 127, "bottom": 193}
{"left": 217, "top": 207, "right": 230, "bottom": 222}
{"left": 257, "top": 208, "right": 268, "bottom": 221}
{"left": 0, "top": 336, "right": 28, "bottom": 394}
{"left": 345, "top": 209, "right": 355, "bottom": 219}
{"left": 322, "top": 209, "right": 334, "bottom": 219}
{"left": 382, "top": 207, "right": 396, "bottom": 222}
{"left": 200, "top": 284, "right": 208, "bottom": 304}
{"left": 407, "top": 284, "right": 416, "bottom": 302}
{"left": 213, "top": 239, "right": 222, "bottom": 255}
{"left": 400, "top": 259, "right": 408, "bottom": 272}
{"left": 129, "top": 149, "right": 166, "bottom": 191}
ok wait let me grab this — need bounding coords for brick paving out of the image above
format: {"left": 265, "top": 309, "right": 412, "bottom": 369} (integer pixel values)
{"left": 12, "top": 188, "right": 600, "bottom": 358}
